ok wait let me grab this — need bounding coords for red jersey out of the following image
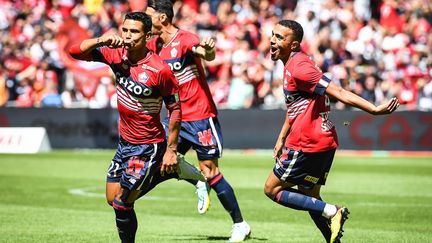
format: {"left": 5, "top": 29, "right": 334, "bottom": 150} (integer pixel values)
{"left": 147, "top": 30, "right": 217, "bottom": 121}
{"left": 283, "top": 52, "right": 338, "bottom": 152}
{"left": 97, "top": 47, "right": 178, "bottom": 144}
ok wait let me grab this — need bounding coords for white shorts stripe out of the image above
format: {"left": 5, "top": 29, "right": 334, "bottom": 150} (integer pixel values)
{"left": 280, "top": 150, "right": 299, "bottom": 181}
{"left": 209, "top": 117, "right": 222, "bottom": 157}
{"left": 137, "top": 143, "right": 158, "bottom": 190}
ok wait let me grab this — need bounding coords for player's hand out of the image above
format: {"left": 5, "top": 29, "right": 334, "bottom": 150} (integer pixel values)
{"left": 199, "top": 37, "right": 216, "bottom": 52}
{"left": 160, "top": 147, "right": 178, "bottom": 176}
{"left": 273, "top": 139, "right": 284, "bottom": 159}
{"left": 98, "top": 34, "right": 125, "bottom": 49}
{"left": 373, "top": 97, "right": 400, "bottom": 115}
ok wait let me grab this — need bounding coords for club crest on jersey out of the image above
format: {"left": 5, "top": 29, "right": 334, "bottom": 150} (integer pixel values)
{"left": 138, "top": 72, "right": 149, "bottom": 83}
{"left": 171, "top": 48, "right": 178, "bottom": 58}
{"left": 171, "top": 41, "right": 180, "bottom": 47}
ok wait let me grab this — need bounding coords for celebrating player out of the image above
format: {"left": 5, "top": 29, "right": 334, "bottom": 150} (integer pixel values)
{"left": 69, "top": 12, "right": 204, "bottom": 242}
{"left": 145, "top": 1, "right": 251, "bottom": 242}
{"left": 264, "top": 20, "right": 399, "bottom": 243}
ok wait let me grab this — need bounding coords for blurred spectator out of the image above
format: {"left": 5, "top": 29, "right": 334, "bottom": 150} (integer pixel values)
{"left": 0, "top": 0, "right": 430, "bottom": 111}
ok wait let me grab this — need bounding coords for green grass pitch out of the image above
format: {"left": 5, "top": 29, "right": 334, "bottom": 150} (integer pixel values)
{"left": 1, "top": 150, "right": 431, "bottom": 242}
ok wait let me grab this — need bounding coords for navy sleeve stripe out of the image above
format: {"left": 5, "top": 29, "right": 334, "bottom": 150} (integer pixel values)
{"left": 313, "top": 75, "right": 331, "bottom": 95}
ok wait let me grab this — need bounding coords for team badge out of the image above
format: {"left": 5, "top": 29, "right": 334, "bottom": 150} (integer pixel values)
{"left": 171, "top": 41, "right": 180, "bottom": 47}
{"left": 171, "top": 48, "right": 178, "bottom": 57}
{"left": 138, "top": 72, "right": 149, "bottom": 83}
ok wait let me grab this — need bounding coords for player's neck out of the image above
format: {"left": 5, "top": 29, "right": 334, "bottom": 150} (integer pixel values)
{"left": 160, "top": 25, "right": 179, "bottom": 44}
{"left": 127, "top": 47, "right": 149, "bottom": 64}
{"left": 284, "top": 51, "right": 298, "bottom": 65}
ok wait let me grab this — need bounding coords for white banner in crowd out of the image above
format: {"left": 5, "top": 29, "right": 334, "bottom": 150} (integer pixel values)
{"left": 0, "top": 127, "right": 51, "bottom": 153}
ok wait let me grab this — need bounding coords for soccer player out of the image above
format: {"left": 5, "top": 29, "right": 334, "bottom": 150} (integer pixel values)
{"left": 69, "top": 12, "right": 204, "bottom": 243}
{"left": 264, "top": 20, "right": 399, "bottom": 243}
{"left": 145, "top": 1, "right": 251, "bottom": 242}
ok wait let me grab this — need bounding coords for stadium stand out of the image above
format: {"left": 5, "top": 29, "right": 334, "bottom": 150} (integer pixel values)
{"left": 0, "top": 0, "right": 431, "bottom": 110}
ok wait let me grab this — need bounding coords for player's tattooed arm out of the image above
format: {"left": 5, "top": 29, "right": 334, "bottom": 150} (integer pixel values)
{"left": 192, "top": 37, "right": 216, "bottom": 61}
{"left": 69, "top": 34, "right": 126, "bottom": 60}
{"left": 161, "top": 94, "right": 181, "bottom": 175}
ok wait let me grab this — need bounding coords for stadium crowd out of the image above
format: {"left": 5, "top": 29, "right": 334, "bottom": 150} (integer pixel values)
{"left": 0, "top": 0, "right": 431, "bottom": 111}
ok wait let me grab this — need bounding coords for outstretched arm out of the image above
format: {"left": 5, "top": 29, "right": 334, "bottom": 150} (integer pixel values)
{"left": 192, "top": 37, "right": 216, "bottom": 61}
{"left": 325, "top": 82, "right": 399, "bottom": 115}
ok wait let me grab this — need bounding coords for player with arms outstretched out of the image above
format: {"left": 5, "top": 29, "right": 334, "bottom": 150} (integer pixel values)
{"left": 146, "top": 1, "right": 250, "bottom": 242}
{"left": 69, "top": 12, "right": 204, "bottom": 243}
{"left": 264, "top": 20, "right": 399, "bottom": 243}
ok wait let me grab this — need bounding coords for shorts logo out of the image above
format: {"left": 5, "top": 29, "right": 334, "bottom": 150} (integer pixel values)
{"left": 126, "top": 156, "right": 145, "bottom": 179}
{"left": 304, "top": 175, "right": 319, "bottom": 184}
{"left": 198, "top": 129, "right": 214, "bottom": 146}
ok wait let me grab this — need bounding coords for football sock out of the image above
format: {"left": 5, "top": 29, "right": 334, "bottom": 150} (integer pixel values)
{"left": 113, "top": 199, "right": 137, "bottom": 243}
{"left": 209, "top": 173, "right": 243, "bottom": 223}
{"left": 322, "top": 203, "right": 337, "bottom": 218}
{"left": 274, "top": 188, "right": 326, "bottom": 215}
{"left": 309, "top": 197, "right": 331, "bottom": 242}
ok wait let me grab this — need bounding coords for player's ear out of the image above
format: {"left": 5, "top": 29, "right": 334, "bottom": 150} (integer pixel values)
{"left": 291, "top": 40, "right": 300, "bottom": 51}
{"left": 145, "top": 31, "right": 154, "bottom": 41}
{"left": 159, "top": 13, "right": 168, "bottom": 24}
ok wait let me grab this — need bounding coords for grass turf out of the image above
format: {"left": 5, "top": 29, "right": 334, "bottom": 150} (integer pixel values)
{"left": 0, "top": 150, "right": 431, "bottom": 242}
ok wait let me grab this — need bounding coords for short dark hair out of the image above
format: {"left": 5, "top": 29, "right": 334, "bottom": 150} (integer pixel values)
{"left": 147, "top": 0, "right": 174, "bottom": 22}
{"left": 278, "top": 20, "right": 303, "bottom": 43}
{"left": 124, "top": 12, "right": 152, "bottom": 33}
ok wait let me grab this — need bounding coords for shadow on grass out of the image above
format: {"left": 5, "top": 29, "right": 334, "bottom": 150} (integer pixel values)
{"left": 169, "top": 234, "right": 268, "bottom": 241}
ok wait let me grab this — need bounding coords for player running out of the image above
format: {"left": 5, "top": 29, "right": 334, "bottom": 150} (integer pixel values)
{"left": 69, "top": 12, "right": 204, "bottom": 243}
{"left": 264, "top": 20, "right": 399, "bottom": 243}
{"left": 146, "top": 1, "right": 250, "bottom": 242}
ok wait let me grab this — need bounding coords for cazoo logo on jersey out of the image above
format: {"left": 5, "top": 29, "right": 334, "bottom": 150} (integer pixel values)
{"left": 167, "top": 61, "right": 183, "bottom": 71}
{"left": 116, "top": 73, "right": 153, "bottom": 97}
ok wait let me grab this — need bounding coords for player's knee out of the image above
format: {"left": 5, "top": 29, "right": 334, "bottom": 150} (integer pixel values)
{"left": 106, "top": 194, "right": 116, "bottom": 206}
{"left": 264, "top": 183, "right": 277, "bottom": 199}
{"left": 112, "top": 198, "right": 134, "bottom": 211}
{"left": 199, "top": 160, "right": 219, "bottom": 178}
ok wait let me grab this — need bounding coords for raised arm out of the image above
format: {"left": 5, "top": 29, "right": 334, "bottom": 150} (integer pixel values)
{"left": 69, "top": 34, "right": 125, "bottom": 60}
{"left": 192, "top": 37, "right": 216, "bottom": 61}
{"left": 325, "top": 81, "right": 399, "bottom": 115}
